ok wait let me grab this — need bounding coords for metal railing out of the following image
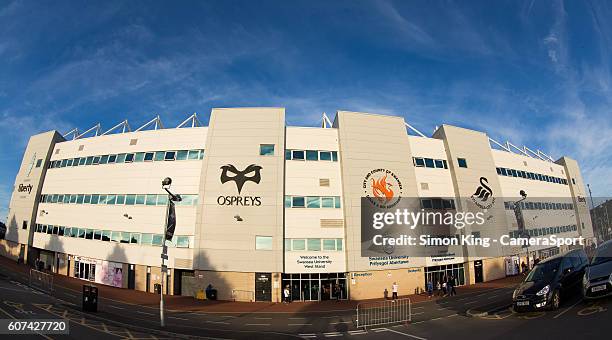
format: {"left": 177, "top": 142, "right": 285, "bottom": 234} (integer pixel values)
{"left": 356, "top": 298, "right": 411, "bottom": 329}
{"left": 29, "top": 269, "right": 54, "bottom": 294}
{"left": 231, "top": 289, "right": 254, "bottom": 302}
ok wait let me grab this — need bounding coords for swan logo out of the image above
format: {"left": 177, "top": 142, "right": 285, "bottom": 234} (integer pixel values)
{"left": 363, "top": 168, "right": 403, "bottom": 209}
{"left": 471, "top": 177, "right": 495, "bottom": 209}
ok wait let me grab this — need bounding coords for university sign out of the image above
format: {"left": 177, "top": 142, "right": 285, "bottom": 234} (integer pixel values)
{"left": 217, "top": 163, "right": 263, "bottom": 206}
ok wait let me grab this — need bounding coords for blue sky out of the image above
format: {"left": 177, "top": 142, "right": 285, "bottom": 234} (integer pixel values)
{"left": 1, "top": 0, "right": 611, "bottom": 221}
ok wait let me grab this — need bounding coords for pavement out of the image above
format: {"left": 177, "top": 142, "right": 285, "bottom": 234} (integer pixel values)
{"left": 0, "top": 256, "right": 610, "bottom": 339}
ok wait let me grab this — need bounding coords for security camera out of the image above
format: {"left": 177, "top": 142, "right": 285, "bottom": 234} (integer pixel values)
{"left": 162, "top": 177, "right": 172, "bottom": 187}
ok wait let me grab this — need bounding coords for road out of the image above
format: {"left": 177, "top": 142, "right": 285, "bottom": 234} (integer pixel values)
{"left": 0, "top": 265, "right": 609, "bottom": 339}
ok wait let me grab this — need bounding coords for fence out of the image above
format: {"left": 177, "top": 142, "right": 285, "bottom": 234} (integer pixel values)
{"left": 29, "top": 269, "right": 54, "bottom": 294}
{"left": 231, "top": 289, "right": 254, "bottom": 302}
{"left": 356, "top": 298, "right": 411, "bottom": 329}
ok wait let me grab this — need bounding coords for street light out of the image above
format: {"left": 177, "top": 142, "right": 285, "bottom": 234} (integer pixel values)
{"left": 159, "top": 177, "right": 181, "bottom": 328}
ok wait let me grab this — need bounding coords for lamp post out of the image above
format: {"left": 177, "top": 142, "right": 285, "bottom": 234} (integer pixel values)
{"left": 160, "top": 177, "right": 181, "bottom": 328}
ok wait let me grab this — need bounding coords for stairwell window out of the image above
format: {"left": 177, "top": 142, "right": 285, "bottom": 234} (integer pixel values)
{"left": 458, "top": 158, "right": 468, "bottom": 168}
{"left": 259, "top": 144, "right": 275, "bottom": 156}
{"left": 255, "top": 236, "right": 273, "bottom": 250}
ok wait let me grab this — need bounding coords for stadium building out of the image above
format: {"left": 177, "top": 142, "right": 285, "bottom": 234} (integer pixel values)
{"left": 2, "top": 108, "right": 595, "bottom": 302}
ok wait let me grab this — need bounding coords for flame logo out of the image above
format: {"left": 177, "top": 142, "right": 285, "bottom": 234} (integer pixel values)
{"left": 371, "top": 175, "right": 394, "bottom": 201}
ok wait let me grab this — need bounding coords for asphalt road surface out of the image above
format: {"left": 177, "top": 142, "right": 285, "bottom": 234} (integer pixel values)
{"left": 0, "top": 265, "right": 609, "bottom": 339}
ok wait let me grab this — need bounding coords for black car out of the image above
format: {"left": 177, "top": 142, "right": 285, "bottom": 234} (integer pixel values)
{"left": 512, "top": 248, "right": 588, "bottom": 311}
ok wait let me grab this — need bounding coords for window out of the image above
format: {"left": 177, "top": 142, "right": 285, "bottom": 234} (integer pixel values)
{"left": 22, "top": 221, "right": 28, "bottom": 229}
{"left": 157, "top": 195, "right": 168, "bottom": 206}
{"left": 164, "top": 151, "right": 176, "bottom": 161}
{"left": 323, "top": 239, "right": 336, "bottom": 251}
{"left": 306, "top": 150, "right": 318, "bottom": 161}
{"left": 176, "top": 236, "right": 190, "bottom": 248}
{"left": 187, "top": 150, "right": 200, "bottom": 160}
{"left": 572, "top": 178, "right": 576, "bottom": 185}
{"left": 76, "top": 194, "right": 84, "bottom": 204}
{"left": 435, "top": 160, "right": 444, "bottom": 168}
{"left": 135, "top": 195, "right": 146, "bottom": 205}
{"left": 124, "top": 153, "right": 134, "bottom": 163}
{"left": 336, "top": 239, "right": 343, "bottom": 250}
{"left": 331, "top": 151, "right": 338, "bottom": 161}
{"left": 414, "top": 158, "right": 425, "bottom": 167}
{"left": 292, "top": 239, "right": 306, "bottom": 251}
{"left": 102, "top": 231, "right": 111, "bottom": 241}
{"left": 424, "top": 158, "right": 435, "bottom": 168}
{"left": 141, "top": 233, "right": 153, "bottom": 245}
{"left": 421, "top": 199, "right": 433, "bottom": 209}
{"left": 307, "top": 238, "right": 321, "bottom": 251}
{"left": 116, "top": 154, "right": 126, "bottom": 163}
{"left": 35, "top": 159, "right": 42, "bottom": 168}
{"left": 285, "top": 150, "right": 292, "bottom": 160}
{"left": 154, "top": 151, "right": 165, "bottom": 161}
{"left": 458, "top": 158, "right": 468, "bottom": 168}
{"left": 259, "top": 144, "right": 275, "bottom": 156}
{"left": 108, "top": 154, "right": 117, "bottom": 164}
{"left": 85, "top": 229, "right": 94, "bottom": 239}
{"left": 130, "top": 233, "right": 141, "bottom": 244}
{"left": 146, "top": 195, "right": 157, "bottom": 206}
{"left": 292, "top": 196, "right": 305, "bottom": 208}
{"left": 152, "top": 234, "right": 163, "bottom": 246}
{"left": 120, "top": 232, "right": 130, "bottom": 243}
{"left": 134, "top": 152, "right": 145, "bottom": 162}
{"left": 106, "top": 195, "right": 116, "bottom": 205}
{"left": 94, "top": 230, "right": 102, "bottom": 240}
{"left": 111, "top": 231, "right": 121, "bottom": 242}
{"left": 292, "top": 150, "right": 305, "bottom": 160}
{"left": 321, "top": 197, "right": 334, "bottom": 208}
{"left": 115, "top": 195, "right": 125, "bottom": 205}
{"left": 125, "top": 194, "right": 136, "bottom": 205}
{"left": 100, "top": 155, "right": 109, "bottom": 164}
{"left": 176, "top": 150, "right": 188, "bottom": 161}
{"left": 255, "top": 236, "right": 273, "bottom": 250}
{"left": 335, "top": 197, "right": 342, "bottom": 208}
{"left": 285, "top": 196, "right": 291, "bottom": 208}
{"left": 144, "top": 152, "right": 154, "bottom": 161}
{"left": 306, "top": 196, "right": 320, "bottom": 208}
{"left": 319, "top": 151, "right": 332, "bottom": 161}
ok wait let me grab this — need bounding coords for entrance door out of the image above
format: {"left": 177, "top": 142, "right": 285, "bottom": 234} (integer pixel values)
{"left": 255, "top": 273, "right": 272, "bottom": 301}
{"left": 474, "top": 260, "right": 484, "bottom": 283}
{"left": 128, "top": 265, "right": 135, "bottom": 289}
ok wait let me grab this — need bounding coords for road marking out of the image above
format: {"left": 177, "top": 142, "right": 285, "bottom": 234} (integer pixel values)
{"left": 221, "top": 315, "right": 238, "bottom": 318}
{"left": 447, "top": 313, "right": 459, "bottom": 317}
{"left": 372, "top": 328, "right": 386, "bottom": 332}
{"left": 205, "top": 320, "right": 230, "bottom": 325}
{"left": 245, "top": 323, "right": 270, "bottom": 326}
{"left": 384, "top": 328, "right": 428, "bottom": 340}
{"left": 254, "top": 317, "right": 272, "bottom": 320}
{"left": 348, "top": 330, "right": 367, "bottom": 335}
{"left": 553, "top": 300, "right": 583, "bottom": 319}
{"left": 412, "top": 312, "right": 424, "bottom": 315}
{"left": 456, "top": 297, "right": 469, "bottom": 301}
{"left": 436, "top": 307, "right": 450, "bottom": 310}
{"left": 108, "top": 305, "right": 125, "bottom": 309}
{"left": 64, "top": 293, "right": 77, "bottom": 298}
{"left": 324, "top": 332, "right": 342, "bottom": 337}
{"left": 168, "top": 316, "right": 189, "bottom": 321}
{"left": 464, "top": 300, "right": 480, "bottom": 305}
{"left": 289, "top": 317, "right": 307, "bottom": 319}
{"left": 487, "top": 295, "right": 499, "bottom": 299}
{"left": 136, "top": 311, "right": 155, "bottom": 316}
{"left": 289, "top": 323, "right": 312, "bottom": 326}
{"left": 329, "top": 320, "right": 352, "bottom": 324}
{"left": 321, "top": 315, "right": 340, "bottom": 318}
{"left": 412, "top": 306, "right": 424, "bottom": 309}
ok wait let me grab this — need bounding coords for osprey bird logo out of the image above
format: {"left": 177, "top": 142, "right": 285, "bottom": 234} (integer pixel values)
{"left": 220, "top": 164, "right": 263, "bottom": 194}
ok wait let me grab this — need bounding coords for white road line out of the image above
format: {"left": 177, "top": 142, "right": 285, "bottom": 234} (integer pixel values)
{"left": 324, "top": 332, "right": 342, "bottom": 337}
{"left": 206, "top": 320, "right": 230, "bottom": 325}
{"left": 321, "top": 315, "right": 340, "bottom": 318}
{"left": 464, "top": 300, "right": 480, "bottom": 305}
{"left": 289, "top": 323, "right": 312, "bottom": 326}
{"left": 136, "top": 311, "right": 155, "bottom": 316}
{"left": 221, "top": 315, "right": 238, "bottom": 318}
{"left": 553, "top": 300, "right": 583, "bottom": 319}
{"left": 412, "top": 306, "right": 424, "bottom": 309}
{"left": 412, "top": 321, "right": 425, "bottom": 324}
{"left": 436, "top": 307, "right": 450, "bottom": 310}
{"left": 299, "top": 334, "right": 316, "bottom": 336}
{"left": 329, "top": 321, "right": 352, "bottom": 324}
{"left": 289, "top": 317, "right": 307, "bottom": 319}
{"left": 384, "top": 328, "right": 428, "bottom": 340}
{"left": 456, "top": 297, "right": 469, "bottom": 301}
{"left": 372, "top": 328, "right": 386, "bottom": 332}
{"left": 412, "top": 312, "right": 425, "bottom": 315}
{"left": 64, "top": 293, "right": 77, "bottom": 298}
{"left": 245, "top": 323, "right": 271, "bottom": 326}
{"left": 168, "top": 316, "right": 189, "bottom": 321}
{"left": 107, "top": 305, "right": 125, "bottom": 309}
{"left": 348, "top": 330, "right": 367, "bottom": 335}
{"left": 446, "top": 313, "right": 459, "bottom": 318}
{"left": 254, "top": 317, "right": 272, "bottom": 320}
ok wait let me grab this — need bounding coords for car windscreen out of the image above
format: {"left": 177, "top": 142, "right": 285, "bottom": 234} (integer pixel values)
{"left": 525, "top": 258, "right": 561, "bottom": 282}
{"left": 591, "top": 244, "right": 612, "bottom": 266}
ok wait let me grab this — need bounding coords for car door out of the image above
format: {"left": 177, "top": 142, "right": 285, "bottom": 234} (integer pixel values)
{"left": 558, "top": 257, "right": 573, "bottom": 292}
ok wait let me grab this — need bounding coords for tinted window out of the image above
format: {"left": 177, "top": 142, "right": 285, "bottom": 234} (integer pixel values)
{"left": 306, "top": 150, "right": 318, "bottom": 161}
{"left": 525, "top": 259, "right": 561, "bottom": 282}
{"left": 458, "top": 158, "right": 468, "bottom": 168}
{"left": 424, "top": 158, "right": 435, "bottom": 168}
{"left": 592, "top": 243, "right": 612, "bottom": 266}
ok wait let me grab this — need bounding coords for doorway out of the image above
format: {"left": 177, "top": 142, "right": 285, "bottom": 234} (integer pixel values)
{"left": 474, "top": 260, "right": 484, "bottom": 283}
{"left": 255, "top": 273, "right": 272, "bottom": 301}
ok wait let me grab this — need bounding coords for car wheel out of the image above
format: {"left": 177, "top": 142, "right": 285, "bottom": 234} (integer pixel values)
{"left": 550, "top": 289, "right": 560, "bottom": 311}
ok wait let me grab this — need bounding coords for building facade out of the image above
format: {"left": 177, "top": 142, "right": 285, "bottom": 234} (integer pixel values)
{"left": 2, "top": 108, "right": 595, "bottom": 302}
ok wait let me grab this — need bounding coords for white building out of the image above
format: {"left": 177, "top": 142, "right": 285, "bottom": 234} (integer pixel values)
{"left": 2, "top": 108, "right": 594, "bottom": 302}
